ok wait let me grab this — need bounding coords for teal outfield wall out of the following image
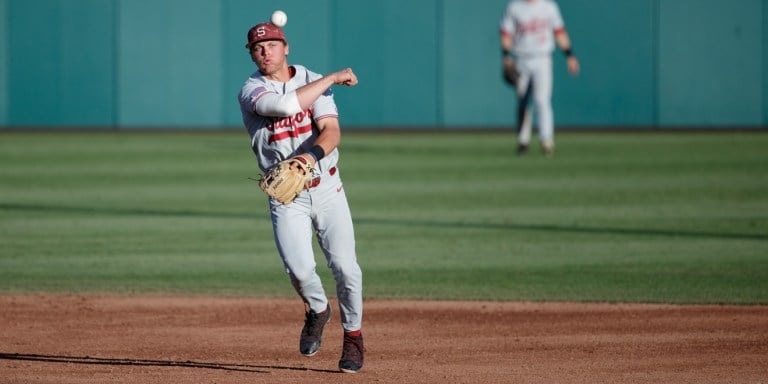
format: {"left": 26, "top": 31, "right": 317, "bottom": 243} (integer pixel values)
{"left": 1, "top": 0, "right": 766, "bottom": 129}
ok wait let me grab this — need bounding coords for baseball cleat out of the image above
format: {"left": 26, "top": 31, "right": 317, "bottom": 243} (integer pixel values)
{"left": 338, "top": 331, "right": 365, "bottom": 373}
{"left": 542, "top": 141, "right": 554, "bottom": 157}
{"left": 517, "top": 143, "right": 529, "bottom": 155}
{"left": 299, "top": 304, "right": 331, "bottom": 356}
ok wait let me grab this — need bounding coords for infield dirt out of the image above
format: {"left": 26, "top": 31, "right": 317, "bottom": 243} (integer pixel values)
{"left": 1, "top": 295, "right": 766, "bottom": 383}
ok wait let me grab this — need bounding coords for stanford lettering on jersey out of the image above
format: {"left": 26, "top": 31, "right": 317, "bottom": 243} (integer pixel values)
{"left": 268, "top": 109, "right": 315, "bottom": 143}
{"left": 517, "top": 18, "right": 550, "bottom": 35}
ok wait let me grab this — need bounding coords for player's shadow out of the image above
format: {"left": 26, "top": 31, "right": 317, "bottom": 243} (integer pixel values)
{"left": 0, "top": 352, "right": 338, "bottom": 374}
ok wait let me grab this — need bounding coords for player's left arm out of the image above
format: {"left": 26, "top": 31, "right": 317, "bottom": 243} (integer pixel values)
{"left": 294, "top": 117, "right": 340, "bottom": 167}
{"left": 554, "top": 28, "right": 580, "bottom": 75}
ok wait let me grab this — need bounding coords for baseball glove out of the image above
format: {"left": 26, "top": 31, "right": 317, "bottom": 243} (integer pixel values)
{"left": 257, "top": 156, "right": 313, "bottom": 205}
{"left": 503, "top": 61, "right": 519, "bottom": 86}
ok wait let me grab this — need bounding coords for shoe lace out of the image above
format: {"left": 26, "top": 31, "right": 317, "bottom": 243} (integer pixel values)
{"left": 303, "top": 312, "right": 316, "bottom": 333}
{"left": 303, "top": 310, "right": 326, "bottom": 336}
{"left": 342, "top": 334, "right": 365, "bottom": 359}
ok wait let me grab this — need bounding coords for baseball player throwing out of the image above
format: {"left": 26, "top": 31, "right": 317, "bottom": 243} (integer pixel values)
{"left": 237, "top": 17, "right": 364, "bottom": 373}
{"left": 500, "top": 0, "right": 580, "bottom": 156}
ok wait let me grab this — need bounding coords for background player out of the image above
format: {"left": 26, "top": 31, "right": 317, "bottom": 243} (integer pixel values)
{"left": 500, "top": 0, "right": 580, "bottom": 156}
{"left": 237, "top": 19, "right": 365, "bottom": 373}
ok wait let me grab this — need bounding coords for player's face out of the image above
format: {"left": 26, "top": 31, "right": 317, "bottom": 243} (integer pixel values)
{"left": 250, "top": 40, "right": 289, "bottom": 77}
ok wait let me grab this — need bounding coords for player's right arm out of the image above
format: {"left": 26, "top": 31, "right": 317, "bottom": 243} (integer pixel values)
{"left": 500, "top": 32, "right": 515, "bottom": 68}
{"left": 242, "top": 68, "right": 357, "bottom": 118}
{"left": 295, "top": 68, "right": 357, "bottom": 111}
{"left": 500, "top": 31, "right": 513, "bottom": 53}
{"left": 499, "top": 4, "right": 516, "bottom": 67}
{"left": 241, "top": 81, "right": 303, "bottom": 118}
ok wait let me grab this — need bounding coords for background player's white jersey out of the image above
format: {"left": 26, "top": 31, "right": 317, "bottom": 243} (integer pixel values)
{"left": 500, "top": 0, "right": 565, "bottom": 57}
{"left": 238, "top": 64, "right": 339, "bottom": 177}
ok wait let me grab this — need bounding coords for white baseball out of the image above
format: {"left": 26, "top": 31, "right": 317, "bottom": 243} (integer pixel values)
{"left": 271, "top": 10, "right": 287, "bottom": 27}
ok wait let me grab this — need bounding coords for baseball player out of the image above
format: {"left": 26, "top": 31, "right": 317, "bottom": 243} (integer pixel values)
{"left": 237, "top": 20, "right": 365, "bottom": 373}
{"left": 500, "top": 0, "right": 580, "bottom": 156}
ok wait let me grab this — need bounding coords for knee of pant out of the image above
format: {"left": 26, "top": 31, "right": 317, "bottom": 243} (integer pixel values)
{"left": 534, "top": 98, "right": 552, "bottom": 110}
{"left": 330, "top": 261, "right": 362, "bottom": 283}
{"left": 287, "top": 265, "right": 316, "bottom": 283}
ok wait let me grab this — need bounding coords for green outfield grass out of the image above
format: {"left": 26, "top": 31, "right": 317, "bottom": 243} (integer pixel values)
{"left": 1, "top": 130, "right": 766, "bottom": 304}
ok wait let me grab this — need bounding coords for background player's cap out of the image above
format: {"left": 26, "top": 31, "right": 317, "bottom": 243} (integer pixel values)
{"left": 245, "top": 22, "right": 286, "bottom": 48}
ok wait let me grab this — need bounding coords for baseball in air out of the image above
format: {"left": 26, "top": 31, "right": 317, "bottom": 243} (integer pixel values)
{"left": 271, "top": 10, "right": 287, "bottom": 27}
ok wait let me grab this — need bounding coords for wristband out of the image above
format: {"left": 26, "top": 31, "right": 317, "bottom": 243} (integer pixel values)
{"left": 308, "top": 145, "right": 325, "bottom": 161}
{"left": 563, "top": 48, "right": 573, "bottom": 57}
{"left": 502, "top": 48, "right": 510, "bottom": 56}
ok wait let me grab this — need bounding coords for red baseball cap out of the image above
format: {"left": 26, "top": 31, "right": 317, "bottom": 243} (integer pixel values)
{"left": 245, "top": 22, "right": 286, "bottom": 48}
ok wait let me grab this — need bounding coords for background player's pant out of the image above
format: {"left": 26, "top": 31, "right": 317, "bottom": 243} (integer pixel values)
{"left": 516, "top": 55, "right": 554, "bottom": 144}
{"left": 517, "top": 91, "right": 533, "bottom": 145}
{"left": 269, "top": 168, "right": 363, "bottom": 332}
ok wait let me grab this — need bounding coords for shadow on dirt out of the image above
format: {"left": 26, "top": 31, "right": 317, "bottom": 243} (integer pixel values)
{"left": 0, "top": 352, "right": 338, "bottom": 374}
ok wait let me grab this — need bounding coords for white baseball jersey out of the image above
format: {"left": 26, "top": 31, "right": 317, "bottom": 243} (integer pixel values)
{"left": 500, "top": 0, "right": 565, "bottom": 57}
{"left": 238, "top": 64, "right": 339, "bottom": 177}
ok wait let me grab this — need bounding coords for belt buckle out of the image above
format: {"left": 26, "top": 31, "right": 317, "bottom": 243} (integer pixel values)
{"left": 308, "top": 166, "right": 336, "bottom": 189}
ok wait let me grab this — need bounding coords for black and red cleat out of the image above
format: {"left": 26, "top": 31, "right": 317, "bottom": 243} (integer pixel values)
{"left": 339, "top": 331, "right": 365, "bottom": 373}
{"left": 299, "top": 304, "right": 331, "bottom": 357}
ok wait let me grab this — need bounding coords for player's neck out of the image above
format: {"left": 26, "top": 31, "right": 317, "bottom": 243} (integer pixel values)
{"left": 263, "top": 65, "right": 294, "bottom": 83}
